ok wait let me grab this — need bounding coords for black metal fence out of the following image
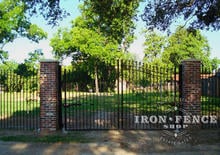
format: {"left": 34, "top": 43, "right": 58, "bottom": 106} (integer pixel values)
{"left": 0, "top": 69, "right": 40, "bottom": 130}
{"left": 201, "top": 67, "right": 220, "bottom": 128}
{"left": 62, "top": 60, "right": 179, "bottom": 130}
{"left": 1, "top": 61, "right": 218, "bottom": 131}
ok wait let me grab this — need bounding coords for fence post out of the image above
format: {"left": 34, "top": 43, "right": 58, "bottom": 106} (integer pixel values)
{"left": 40, "top": 60, "right": 62, "bottom": 133}
{"left": 217, "top": 69, "right": 220, "bottom": 97}
{"left": 180, "top": 59, "right": 201, "bottom": 127}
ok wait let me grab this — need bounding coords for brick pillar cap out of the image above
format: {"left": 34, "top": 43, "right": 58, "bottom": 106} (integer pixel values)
{"left": 40, "top": 59, "right": 59, "bottom": 63}
{"left": 181, "top": 59, "right": 201, "bottom": 62}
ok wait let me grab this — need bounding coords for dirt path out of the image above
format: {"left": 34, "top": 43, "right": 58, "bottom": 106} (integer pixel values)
{"left": 0, "top": 129, "right": 219, "bottom": 155}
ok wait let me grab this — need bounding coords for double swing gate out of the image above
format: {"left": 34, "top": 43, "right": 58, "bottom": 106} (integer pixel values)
{"left": 61, "top": 60, "right": 180, "bottom": 130}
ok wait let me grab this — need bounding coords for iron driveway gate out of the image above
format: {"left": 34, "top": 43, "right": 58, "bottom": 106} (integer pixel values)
{"left": 61, "top": 60, "right": 179, "bottom": 130}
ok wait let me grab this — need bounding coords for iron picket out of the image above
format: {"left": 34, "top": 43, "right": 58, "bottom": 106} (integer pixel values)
{"left": 61, "top": 60, "right": 185, "bottom": 130}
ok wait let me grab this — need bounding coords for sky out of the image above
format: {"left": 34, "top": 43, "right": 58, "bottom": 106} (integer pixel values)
{"left": 3, "top": 1, "right": 220, "bottom": 65}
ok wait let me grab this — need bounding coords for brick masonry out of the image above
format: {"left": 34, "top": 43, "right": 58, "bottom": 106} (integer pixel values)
{"left": 181, "top": 60, "right": 201, "bottom": 117}
{"left": 40, "top": 60, "right": 61, "bottom": 132}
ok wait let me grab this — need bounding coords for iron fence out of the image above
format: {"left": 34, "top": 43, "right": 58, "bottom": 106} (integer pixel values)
{"left": 62, "top": 60, "right": 179, "bottom": 130}
{"left": 0, "top": 69, "right": 40, "bottom": 130}
{"left": 201, "top": 66, "right": 220, "bottom": 128}
{"left": 1, "top": 61, "right": 218, "bottom": 131}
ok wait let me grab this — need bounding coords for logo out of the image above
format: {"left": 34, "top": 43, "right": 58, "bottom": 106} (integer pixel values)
{"left": 134, "top": 105, "right": 218, "bottom": 145}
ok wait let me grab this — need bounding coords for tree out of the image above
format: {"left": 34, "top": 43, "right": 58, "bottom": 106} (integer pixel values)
{"left": 78, "top": 0, "right": 142, "bottom": 51}
{"left": 51, "top": 26, "right": 122, "bottom": 61}
{"left": 0, "top": 61, "right": 18, "bottom": 72}
{"left": 0, "top": 0, "right": 47, "bottom": 62}
{"left": 141, "top": 0, "right": 220, "bottom": 31}
{"left": 51, "top": 25, "right": 121, "bottom": 93}
{"left": 22, "top": 0, "right": 69, "bottom": 25}
{"left": 51, "top": 0, "right": 142, "bottom": 93}
{"left": 13, "top": 0, "right": 220, "bottom": 31}
{"left": 0, "top": 50, "right": 8, "bottom": 63}
{"left": 16, "top": 49, "right": 44, "bottom": 77}
{"left": 0, "top": 50, "right": 43, "bottom": 92}
{"left": 162, "top": 27, "right": 218, "bottom": 72}
{"left": 211, "top": 57, "right": 220, "bottom": 71}
{"left": 0, "top": 61, "right": 20, "bottom": 92}
{"left": 143, "top": 30, "right": 166, "bottom": 64}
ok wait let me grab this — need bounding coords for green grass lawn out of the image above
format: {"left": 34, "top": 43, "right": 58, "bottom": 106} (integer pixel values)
{"left": 0, "top": 91, "right": 219, "bottom": 118}
{"left": 62, "top": 91, "right": 220, "bottom": 116}
{"left": 0, "top": 92, "right": 40, "bottom": 118}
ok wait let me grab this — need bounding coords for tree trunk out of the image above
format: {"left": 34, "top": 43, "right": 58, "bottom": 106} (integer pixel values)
{"left": 94, "top": 65, "right": 99, "bottom": 94}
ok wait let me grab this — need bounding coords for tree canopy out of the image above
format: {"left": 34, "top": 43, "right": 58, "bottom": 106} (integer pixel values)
{"left": 141, "top": 0, "right": 220, "bottom": 31}
{"left": 143, "top": 27, "right": 220, "bottom": 72}
{"left": 0, "top": 0, "right": 47, "bottom": 62}
{"left": 51, "top": 0, "right": 141, "bottom": 62}
{"left": 16, "top": 49, "right": 44, "bottom": 77}
{"left": 13, "top": 0, "right": 220, "bottom": 31}
{"left": 20, "top": 0, "right": 69, "bottom": 25}
{"left": 75, "top": 0, "right": 142, "bottom": 54}
{"left": 51, "top": 0, "right": 142, "bottom": 93}
{"left": 0, "top": 49, "right": 43, "bottom": 92}
{"left": 143, "top": 30, "right": 166, "bottom": 63}
{"left": 162, "top": 27, "right": 211, "bottom": 68}
{"left": 50, "top": 26, "right": 122, "bottom": 62}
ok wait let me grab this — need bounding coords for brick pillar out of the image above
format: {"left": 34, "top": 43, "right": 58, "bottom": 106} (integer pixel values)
{"left": 40, "top": 60, "right": 61, "bottom": 133}
{"left": 181, "top": 59, "right": 201, "bottom": 121}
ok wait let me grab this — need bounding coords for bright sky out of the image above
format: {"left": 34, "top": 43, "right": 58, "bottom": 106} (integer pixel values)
{"left": 3, "top": 1, "right": 220, "bottom": 64}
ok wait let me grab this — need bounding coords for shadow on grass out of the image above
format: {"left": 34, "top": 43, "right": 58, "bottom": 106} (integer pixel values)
{"left": 0, "top": 106, "right": 40, "bottom": 130}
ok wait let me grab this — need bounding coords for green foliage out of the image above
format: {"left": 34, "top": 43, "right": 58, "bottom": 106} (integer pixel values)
{"left": 211, "top": 57, "right": 220, "bottom": 71}
{"left": 16, "top": 49, "right": 43, "bottom": 77}
{"left": 4, "top": 72, "right": 23, "bottom": 92}
{"left": 6, "top": 0, "right": 219, "bottom": 32}
{"left": 142, "top": 0, "right": 220, "bottom": 31}
{"left": 0, "top": 50, "right": 8, "bottom": 63}
{"left": 0, "top": 0, "right": 47, "bottom": 43}
{"left": 162, "top": 27, "right": 212, "bottom": 69}
{"left": 50, "top": 0, "right": 142, "bottom": 93}
{"left": 51, "top": 26, "right": 122, "bottom": 62}
{"left": 143, "top": 27, "right": 217, "bottom": 72}
{"left": 25, "top": 24, "right": 47, "bottom": 43}
{"left": 80, "top": 0, "right": 142, "bottom": 47}
{"left": 51, "top": 0, "right": 141, "bottom": 61}
{"left": 63, "top": 63, "right": 93, "bottom": 92}
{"left": 0, "top": 61, "right": 18, "bottom": 72}
{"left": 0, "top": 69, "right": 38, "bottom": 92}
{"left": 0, "top": 50, "right": 42, "bottom": 92}
{"left": 24, "top": 49, "right": 43, "bottom": 69}
{"left": 51, "top": 26, "right": 112, "bottom": 93}
{"left": 0, "top": 0, "right": 47, "bottom": 62}
{"left": 0, "top": 64, "right": 22, "bottom": 92}
{"left": 143, "top": 30, "right": 166, "bottom": 66}
{"left": 64, "top": 60, "right": 117, "bottom": 92}
{"left": 0, "top": 62, "right": 18, "bottom": 91}
{"left": 22, "top": 0, "right": 70, "bottom": 26}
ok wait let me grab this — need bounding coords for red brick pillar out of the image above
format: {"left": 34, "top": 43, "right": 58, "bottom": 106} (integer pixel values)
{"left": 40, "top": 60, "right": 61, "bottom": 133}
{"left": 181, "top": 59, "right": 201, "bottom": 120}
